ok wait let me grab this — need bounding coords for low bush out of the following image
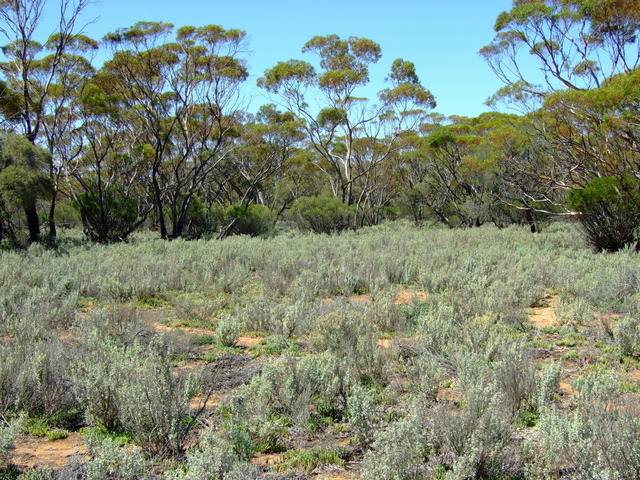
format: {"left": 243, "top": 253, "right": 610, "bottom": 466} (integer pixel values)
{"left": 288, "top": 195, "right": 354, "bottom": 234}
{"left": 166, "top": 425, "right": 237, "bottom": 480}
{"left": 361, "top": 414, "right": 429, "bottom": 480}
{"left": 224, "top": 203, "right": 275, "bottom": 237}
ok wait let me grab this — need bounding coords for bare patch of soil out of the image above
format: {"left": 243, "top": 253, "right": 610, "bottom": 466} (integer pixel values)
{"left": 252, "top": 453, "right": 284, "bottom": 467}
{"left": 394, "top": 288, "right": 427, "bottom": 305}
{"left": 559, "top": 380, "right": 577, "bottom": 397}
{"left": 155, "top": 323, "right": 215, "bottom": 336}
{"left": 529, "top": 295, "right": 560, "bottom": 329}
{"left": 347, "top": 294, "right": 374, "bottom": 303}
{"left": 9, "top": 433, "right": 87, "bottom": 471}
{"left": 237, "top": 335, "right": 264, "bottom": 348}
{"left": 316, "top": 467, "right": 361, "bottom": 479}
{"left": 189, "top": 392, "right": 227, "bottom": 411}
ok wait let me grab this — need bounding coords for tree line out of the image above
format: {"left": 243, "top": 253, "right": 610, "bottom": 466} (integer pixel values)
{"left": 0, "top": 0, "right": 639, "bottom": 251}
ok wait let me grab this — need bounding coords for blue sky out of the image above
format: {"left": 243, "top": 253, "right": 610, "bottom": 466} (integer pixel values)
{"left": 40, "top": 0, "right": 516, "bottom": 118}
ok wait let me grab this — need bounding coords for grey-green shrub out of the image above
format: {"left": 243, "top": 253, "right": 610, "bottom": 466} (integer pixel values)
{"left": 428, "top": 391, "right": 517, "bottom": 480}
{"left": 537, "top": 361, "right": 563, "bottom": 412}
{"left": 346, "top": 384, "right": 377, "bottom": 444}
{"left": 0, "top": 413, "right": 25, "bottom": 462}
{"left": 0, "top": 338, "right": 77, "bottom": 416}
{"left": 406, "top": 352, "right": 443, "bottom": 401}
{"left": 71, "top": 328, "right": 127, "bottom": 430}
{"left": 361, "top": 414, "right": 429, "bottom": 480}
{"left": 216, "top": 317, "right": 240, "bottom": 347}
{"left": 238, "top": 352, "right": 347, "bottom": 426}
{"left": 166, "top": 426, "right": 237, "bottom": 480}
{"left": 238, "top": 293, "right": 323, "bottom": 338}
{"left": 527, "top": 372, "right": 640, "bottom": 480}
{"left": 310, "top": 308, "right": 386, "bottom": 383}
{"left": 493, "top": 344, "right": 538, "bottom": 414}
{"left": 84, "top": 431, "right": 148, "bottom": 480}
{"left": 615, "top": 316, "right": 639, "bottom": 357}
{"left": 117, "top": 338, "right": 201, "bottom": 458}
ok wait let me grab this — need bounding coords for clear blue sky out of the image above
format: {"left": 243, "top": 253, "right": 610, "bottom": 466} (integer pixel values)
{"left": 41, "top": 0, "right": 515, "bottom": 118}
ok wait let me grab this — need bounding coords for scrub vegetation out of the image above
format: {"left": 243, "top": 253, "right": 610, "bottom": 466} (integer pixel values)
{"left": 2, "top": 222, "right": 640, "bottom": 479}
{"left": 2, "top": 0, "right": 640, "bottom": 478}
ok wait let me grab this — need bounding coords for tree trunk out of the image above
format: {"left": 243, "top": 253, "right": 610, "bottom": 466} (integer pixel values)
{"left": 526, "top": 209, "right": 537, "bottom": 234}
{"left": 152, "top": 167, "right": 167, "bottom": 239}
{"left": 24, "top": 200, "right": 40, "bottom": 243}
{"left": 48, "top": 195, "right": 57, "bottom": 246}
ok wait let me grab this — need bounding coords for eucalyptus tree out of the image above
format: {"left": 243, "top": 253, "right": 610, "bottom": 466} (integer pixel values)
{"left": 68, "top": 79, "right": 152, "bottom": 243}
{"left": 480, "top": 0, "right": 640, "bottom": 110}
{"left": 165, "top": 25, "right": 248, "bottom": 238}
{"left": 212, "top": 104, "right": 305, "bottom": 216}
{"left": 540, "top": 69, "right": 640, "bottom": 249}
{"left": 101, "top": 22, "right": 249, "bottom": 239}
{"left": 258, "top": 35, "right": 435, "bottom": 225}
{"left": 0, "top": 0, "right": 94, "bottom": 243}
{"left": 481, "top": 0, "right": 640, "bottom": 246}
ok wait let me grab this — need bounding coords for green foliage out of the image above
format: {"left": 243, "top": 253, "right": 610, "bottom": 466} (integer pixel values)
{"left": 567, "top": 175, "right": 640, "bottom": 252}
{"left": 0, "top": 133, "right": 52, "bottom": 206}
{"left": 45, "top": 428, "right": 69, "bottom": 441}
{"left": 75, "top": 184, "right": 142, "bottom": 243}
{"left": 225, "top": 203, "right": 275, "bottom": 237}
{"left": 276, "top": 446, "right": 345, "bottom": 473}
{"left": 0, "top": 463, "right": 21, "bottom": 480}
{"left": 289, "top": 195, "right": 354, "bottom": 234}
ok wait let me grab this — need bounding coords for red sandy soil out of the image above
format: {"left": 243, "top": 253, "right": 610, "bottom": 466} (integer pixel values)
{"left": 9, "top": 432, "right": 87, "bottom": 471}
{"left": 529, "top": 295, "right": 560, "bottom": 329}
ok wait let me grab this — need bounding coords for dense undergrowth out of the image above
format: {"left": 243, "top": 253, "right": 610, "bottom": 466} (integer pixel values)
{"left": 2, "top": 221, "right": 640, "bottom": 479}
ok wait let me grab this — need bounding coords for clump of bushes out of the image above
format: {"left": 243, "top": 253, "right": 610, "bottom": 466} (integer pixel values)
{"left": 288, "top": 195, "right": 354, "bottom": 234}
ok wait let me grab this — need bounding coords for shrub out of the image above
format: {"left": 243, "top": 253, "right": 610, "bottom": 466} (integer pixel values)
{"left": 527, "top": 372, "right": 640, "bottom": 479}
{"left": 166, "top": 426, "right": 237, "bottom": 480}
{"left": 346, "top": 384, "right": 377, "bottom": 445}
{"left": 75, "top": 183, "right": 143, "bottom": 243}
{"left": 428, "top": 392, "right": 517, "bottom": 480}
{"left": 566, "top": 174, "right": 640, "bottom": 252}
{"left": 0, "top": 414, "right": 25, "bottom": 463}
{"left": 310, "top": 308, "right": 386, "bottom": 383}
{"left": 224, "top": 203, "right": 275, "bottom": 237}
{"left": 216, "top": 317, "right": 241, "bottom": 347}
{"left": 84, "top": 431, "right": 148, "bottom": 480}
{"left": 361, "top": 414, "right": 429, "bottom": 480}
{"left": 71, "top": 328, "right": 128, "bottom": 431}
{"left": 614, "top": 316, "right": 639, "bottom": 357}
{"left": 0, "top": 338, "right": 77, "bottom": 417}
{"left": 117, "top": 338, "right": 201, "bottom": 458}
{"left": 288, "top": 195, "right": 354, "bottom": 234}
{"left": 537, "top": 361, "right": 562, "bottom": 412}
